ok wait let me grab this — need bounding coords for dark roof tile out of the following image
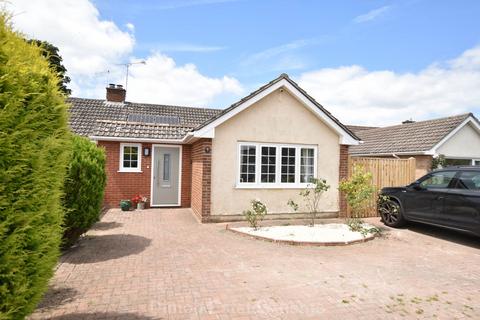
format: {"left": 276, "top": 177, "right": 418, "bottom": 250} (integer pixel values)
{"left": 67, "top": 98, "right": 221, "bottom": 139}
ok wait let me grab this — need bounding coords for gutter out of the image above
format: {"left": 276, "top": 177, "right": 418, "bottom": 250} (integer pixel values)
{"left": 89, "top": 135, "right": 189, "bottom": 144}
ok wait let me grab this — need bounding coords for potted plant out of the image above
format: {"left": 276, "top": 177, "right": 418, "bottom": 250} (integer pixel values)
{"left": 132, "top": 195, "right": 148, "bottom": 210}
{"left": 120, "top": 200, "right": 132, "bottom": 211}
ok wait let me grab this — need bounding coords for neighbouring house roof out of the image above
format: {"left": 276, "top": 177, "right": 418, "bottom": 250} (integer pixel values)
{"left": 67, "top": 97, "right": 221, "bottom": 140}
{"left": 193, "top": 73, "right": 360, "bottom": 144}
{"left": 346, "top": 125, "right": 379, "bottom": 133}
{"left": 350, "top": 113, "right": 477, "bottom": 156}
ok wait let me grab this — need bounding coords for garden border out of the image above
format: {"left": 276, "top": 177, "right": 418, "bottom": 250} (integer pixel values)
{"left": 225, "top": 224, "right": 377, "bottom": 246}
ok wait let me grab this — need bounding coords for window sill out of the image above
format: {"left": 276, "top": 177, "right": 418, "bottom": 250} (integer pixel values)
{"left": 235, "top": 184, "right": 310, "bottom": 189}
{"left": 117, "top": 170, "right": 143, "bottom": 173}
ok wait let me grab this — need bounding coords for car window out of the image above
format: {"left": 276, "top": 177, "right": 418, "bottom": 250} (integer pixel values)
{"left": 455, "top": 171, "right": 480, "bottom": 191}
{"left": 419, "top": 171, "right": 457, "bottom": 189}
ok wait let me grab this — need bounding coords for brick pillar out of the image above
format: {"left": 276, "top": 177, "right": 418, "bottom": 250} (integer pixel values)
{"left": 339, "top": 145, "right": 349, "bottom": 217}
{"left": 191, "top": 139, "right": 212, "bottom": 221}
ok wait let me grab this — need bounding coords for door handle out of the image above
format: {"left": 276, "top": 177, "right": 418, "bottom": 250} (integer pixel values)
{"left": 436, "top": 196, "right": 445, "bottom": 200}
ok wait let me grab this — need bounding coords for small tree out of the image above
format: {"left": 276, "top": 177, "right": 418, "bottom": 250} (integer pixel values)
{"left": 243, "top": 199, "right": 267, "bottom": 230}
{"left": 63, "top": 135, "right": 107, "bottom": 247}
{"left": 27, "top": 39, "right": 71, "bottom": 95}
{"left": 287, "top": 199, "right": 298, "bottom": 213}
{"left": 338, "top": 165, "right": 376, "bottom": 220}
{"left": 0, "top": 15, "right": 70, "bottom": 319}
{"left": 299, "top": 178, "right": 330, "bottom": 226}
{"left": 431, "top": 154, "right": 446, "bottom": 170}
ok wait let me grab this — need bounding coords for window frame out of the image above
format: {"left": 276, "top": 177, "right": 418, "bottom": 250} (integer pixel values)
{"left": 418, "top": 170, "right": 457, "bottom": 189}
{"left": 236, "top": 142, "right": 317, "bottom": 189}
{"left": 260, "top": 145, "right": 277, "bottom": 184}
{"left": 119, "top": 143, "right": 142, "bottom": 173}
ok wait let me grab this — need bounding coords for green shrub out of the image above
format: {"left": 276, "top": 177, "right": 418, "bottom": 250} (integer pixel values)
{"left": 339, "top": 165, "right": 376, "bottom": 218}
{"left": 243, "top": 199, "right": 267, "bottom": 230}
{"left": 63, "top": 135, "right": 106, "bottom": 247}
{"left": 299, "top": 178, "right": 330, "bottom": 226}
{"left": 0, "top": 15, "right": 71, "bottom": 319}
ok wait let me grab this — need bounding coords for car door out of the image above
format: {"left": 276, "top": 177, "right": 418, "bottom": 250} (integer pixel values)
{"left": 441, "top": 170, "right": 480, "bottom": 232}
{"left": 402, "top": 171, "right": 457, "bottom": 223}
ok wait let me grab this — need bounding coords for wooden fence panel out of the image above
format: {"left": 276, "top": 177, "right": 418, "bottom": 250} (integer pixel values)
{"left": 347, "top": 157, "right": 416, "bottom": 217}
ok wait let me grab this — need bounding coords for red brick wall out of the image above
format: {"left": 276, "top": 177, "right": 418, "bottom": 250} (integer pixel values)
{"left": 181, "top": 144, "right": 192, "bottom": 208}
{"left": 191, "top": 139, "right": 212, "bottom": 220}
{"left": 98, "top": 141, "right": 191, "bottom": 208}
{"left": 338, "top": 145, "right": 349, "bottom": 217}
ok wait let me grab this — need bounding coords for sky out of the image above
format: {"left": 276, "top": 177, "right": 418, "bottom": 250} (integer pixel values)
{"left": 5, "top": 0, "right": 480, "bottom": 125}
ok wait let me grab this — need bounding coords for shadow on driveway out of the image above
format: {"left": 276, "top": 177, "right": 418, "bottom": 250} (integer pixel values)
{"left": 64, "top": 234, "right": 151, "bottom": 264}
{"left": 36, "top": 286, "right": 78, "bottom": 311}
{"left": 406, "top": 222, "right": 480, "bottom": 249}
{"left": 90, "top": 221, "right": 123, "bottom": 231}
{"left": 49, "top": 312, "right": 157, "bottom": 319}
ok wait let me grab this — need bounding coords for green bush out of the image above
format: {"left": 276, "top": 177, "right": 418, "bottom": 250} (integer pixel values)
{"left": 243, "top": 199, "right": 267, "bottom": 230}
{"left": 63, "top": 135, "right": 106, "bottom": 247}
{"left": 0, "top": 15, "right": 71, "bottom": 319}
{"left": 338, "top": 164, "right": 376, "bottom": 223}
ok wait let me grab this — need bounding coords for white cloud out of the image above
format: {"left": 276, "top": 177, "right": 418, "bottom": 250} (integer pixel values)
{"left": 353, "top": 6, "right": 391, "bottom": 23}
{"left": 8, "top": 0, "right": 134, "bottom": 75}
{"left": 297, "top": 46, "right": 480, "bottom": 125}
{"left": 6, "top": 0, "right": 242, "bottom": 106}
{"left": 126, "top": 22, "right": 135, "bottom": 32}
{"left": 143, "top": 43, "right": 226, "bottom": 53}
{"left": 126, "top": 53, "right": 242, "bottom": 106}
{"left": 243, "top": 39, "right": 315, "bottom": 67}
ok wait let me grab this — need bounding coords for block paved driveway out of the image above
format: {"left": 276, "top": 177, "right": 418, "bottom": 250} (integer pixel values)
{"left": 31, "top": 209, "right": 480, "bottom": 319}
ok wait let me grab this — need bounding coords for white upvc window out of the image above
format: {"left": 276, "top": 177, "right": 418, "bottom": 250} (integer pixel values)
{"left": 119, "top": 143, "right": 142, "bottom": 172}
{"left": 237, "top": 142, "right": 317, "bottom": 188}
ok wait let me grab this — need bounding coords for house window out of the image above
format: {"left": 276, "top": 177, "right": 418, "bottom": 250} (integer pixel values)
{"left": 300, "top": 148, "right": 315, "bottom": 183}
{"left": 238, "top": 143, "right": 317, "bottom": 188}
{"left": 119, "top": 143, "right": 142, "bottom": 172}
{"left": 261, "top": 146, "right": 276, "bottom": 183}
{"left": 281, "top": 147, "right": 296, "bottom": 183}
{"left": 240, "top": 145, "right": 256, "bottom": 183}
{"left": 444, "top": 158, "right": 471, "bottom": 166}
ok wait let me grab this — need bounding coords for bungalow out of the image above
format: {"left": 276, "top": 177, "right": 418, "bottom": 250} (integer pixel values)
{"left": 69, "top": 74, "right": 360, "bottom": 222}
{"left": 349, "top": 113, "right": 480, "bottom": 179}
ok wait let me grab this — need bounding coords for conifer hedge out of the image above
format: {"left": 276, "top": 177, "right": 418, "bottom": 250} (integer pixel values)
{"left": 63, "top": 135, "right": 106, "bottom": 247}
{"left": 0, "top": 16, "right": 71, "bottom": 319}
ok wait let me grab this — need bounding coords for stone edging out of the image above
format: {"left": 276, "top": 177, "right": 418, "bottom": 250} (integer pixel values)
{"left": 225, "top": 224, "right": 376, "bottom": 247}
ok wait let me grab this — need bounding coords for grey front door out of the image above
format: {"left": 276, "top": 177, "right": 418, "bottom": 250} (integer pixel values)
{"left": 152, "top": 146, "right": 181, "bottom": 206}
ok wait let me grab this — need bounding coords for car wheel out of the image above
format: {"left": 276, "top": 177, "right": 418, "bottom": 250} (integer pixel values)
{"left": 379, "top": 199, "right": 406, "bottom": 227}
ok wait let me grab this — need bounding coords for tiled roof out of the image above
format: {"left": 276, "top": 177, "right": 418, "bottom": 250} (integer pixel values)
{"left": 350, "top": 113, "right": 474, "bottom": 155}
{"left": 67, "top": 74, "right": 358, "bottom": 141}
{"left": 67, "top": 98, "right": 221, "bottom": 139}
{"left": 193, "top": 73, "right": 360, "bottom": 141}
{"left": 92, "top": 120, "right": 192, "bottom": 140}
{"left": 346, "top": 125, "right": 379, "bottom": 133}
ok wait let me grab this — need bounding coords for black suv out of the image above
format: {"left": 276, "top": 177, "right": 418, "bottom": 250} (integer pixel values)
{"left": 378, "top": 166, "right": 480, "bottom": 236}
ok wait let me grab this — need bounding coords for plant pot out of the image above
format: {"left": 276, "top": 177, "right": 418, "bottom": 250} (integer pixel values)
{"left": 137, "top": 202, "right": 145, "bottom": 210}
{"left": 120, "top": 200, "right": 132, "bottom": 211}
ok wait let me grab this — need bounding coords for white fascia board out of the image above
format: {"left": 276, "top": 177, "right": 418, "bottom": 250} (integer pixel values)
{"left": 89, "top": 136, "right": 187, "bottom": 144}
{"left": 427, "top": 116, "right": 480, "bottom": 155}
{"left": 192, "top": 79, "right": 360, "bottom": 145}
